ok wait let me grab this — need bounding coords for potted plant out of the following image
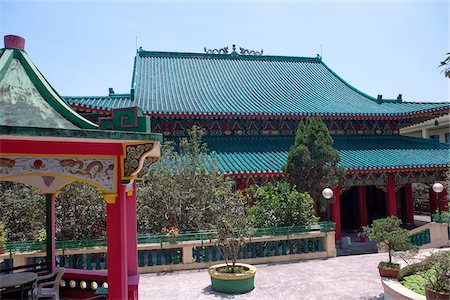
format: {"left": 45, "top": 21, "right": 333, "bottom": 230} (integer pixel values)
{"left": 161, "top": 226, "right": 179, "bottom": 244}
{"left": 208, "top": 187, "right": 256, "bottom": 294}
{"left": 363, "top": 216, "right": 416, "bottom": 278}
{"left": 36, "top": 228, "right": 47, "bottom": 251}
{"left": 421, "top": 251, "right": 449, "bottom": 300}
{"left": 0, "top": 223, "right": 7, "bottom": 254}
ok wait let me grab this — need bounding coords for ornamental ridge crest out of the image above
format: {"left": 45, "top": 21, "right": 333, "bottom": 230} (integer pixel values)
{"left": 204, "top": 44, "right": 263, "bottom": 56}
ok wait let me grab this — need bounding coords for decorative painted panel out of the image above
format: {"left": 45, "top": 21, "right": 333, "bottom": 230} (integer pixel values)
{"left": 341, "top": 172, "right": 388, "bottom": 187}
{"left": 151, "top": 118, "right": 405, "bottom": 137}
{"left": 0, "top": 156, "right": 117, "bottom": 193}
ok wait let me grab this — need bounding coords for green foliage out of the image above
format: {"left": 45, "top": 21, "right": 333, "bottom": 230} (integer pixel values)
{"left": 439, "top": 52, "right": 450, "bottom": 78}
{"left": 363, "top": 217, "right": 417, "bottom": 264}
{"left": 0, "top": 182, "right": 45, "bottom": 241}
{"left": 137, "top": 126, "right": 234, "bottom": 234}
{"left": 212, "top": 187, "right": 251, "bottom": 269}
{"left": 400, "top": 251, "right": 450, "bottom": 294}
{"left": 0, "top": 223, "right": 7, "bottom": 247}
{"left": 56, "top": 181, "right": 106, "bottom": 240}
{"left": 401, "top": 272, "right": 428, "bottom": 296}
{"left": 35, "top": 228, "right": 46, "bottom": 244}
{"left": 378, "top": 262, "right": 400, "bottom": 270}
{"left": 283, "top": 118, "right": 345, "bottom": 215}
{"left": 246, "top": 182, "right": 318, "bottom": 228}
{"left": 418, "top": 251, "right": 450, "bottom": 293}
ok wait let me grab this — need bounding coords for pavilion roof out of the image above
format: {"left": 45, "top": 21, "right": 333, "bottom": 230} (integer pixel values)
{"left": 0, "top": 39, "right": 161, "bottom": 142}
{"left": 65, "top": 49, "right": 449, "bottom": 119}
{"left": 0, "top": 47, "right": 97, "bottom": 130}
{"left": 198, "top": 135, "right": 450, "bottom": 175}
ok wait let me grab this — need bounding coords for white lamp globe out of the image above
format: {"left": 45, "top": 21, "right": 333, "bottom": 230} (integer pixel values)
{"left": 432, "top": 182, "right": 444, "bottom": 193}
{"left": 322, "top": 188, "right": 334, "bottom": 199}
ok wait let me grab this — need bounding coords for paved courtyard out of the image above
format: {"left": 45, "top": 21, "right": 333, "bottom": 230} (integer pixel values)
{"left": 139, "top": 252, "right": 388, "bottom": 300}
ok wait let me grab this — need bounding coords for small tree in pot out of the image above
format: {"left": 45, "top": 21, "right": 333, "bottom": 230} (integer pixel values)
{"left": 363, "top": 216, "right": 417, "bottom": 278}
{"left": 208, "top": 182, "right": 256, "bottom": 294}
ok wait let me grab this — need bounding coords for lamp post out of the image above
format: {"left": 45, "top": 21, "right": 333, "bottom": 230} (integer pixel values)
{"left": 432, "top": 182, "right": 444, "bottom": 215}
{"left": 322, "top": 188, "right": 334, "bottom": 222}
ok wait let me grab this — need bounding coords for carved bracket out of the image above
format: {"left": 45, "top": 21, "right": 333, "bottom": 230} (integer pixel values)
{"left": 121, "top": 142, "right": 160, "bottom": 181}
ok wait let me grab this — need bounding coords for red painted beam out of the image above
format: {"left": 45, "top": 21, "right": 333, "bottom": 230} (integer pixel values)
{"left": 1, "top": 139, "right": 123, "bottom": 156}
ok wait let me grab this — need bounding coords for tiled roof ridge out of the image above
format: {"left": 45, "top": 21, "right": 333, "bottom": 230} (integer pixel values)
{"left": 137, "top": 49, "right": 322, "bottom": 63}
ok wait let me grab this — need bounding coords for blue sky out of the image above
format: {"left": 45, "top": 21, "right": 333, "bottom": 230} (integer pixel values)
{"left": 1, "top": 1, "right": 448, "bottom": 102}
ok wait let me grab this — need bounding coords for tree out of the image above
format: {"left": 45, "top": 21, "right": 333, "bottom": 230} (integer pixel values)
{"left": 137, "top": 125, "right": 234, "bottom": 234}
{"left": 0, "top": 182, "right": 44, "bottom": 241}
{"left": 212, "top": 185, "right": 250, "bottom": 271}
{"left": 283, "top": 118, "right": 345, "bottom": 215}
{"left": 247, "top": 182, "right": 318, "bottom": 228}
{"left": 439, "top": 53, "right": 450, "bottom": 78}
{"left": 56, "top": 182, "right": 106, "bottom": 240}
{"left": 363, "top": 216, "right": 417, "bottom": 266}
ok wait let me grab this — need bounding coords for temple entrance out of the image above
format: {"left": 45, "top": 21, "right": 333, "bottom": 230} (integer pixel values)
{"left": 340, "top": 187, "right": 358, "bottom": 230}
{"left": 366, "top": 186, "right": 387, "bottom": 225}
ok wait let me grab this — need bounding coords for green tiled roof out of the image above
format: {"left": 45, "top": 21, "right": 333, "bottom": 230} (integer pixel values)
{"left": 65, "top": 50, "right": 449, "bottom": 117}
{"left": 197, "top": 135, "right": 449, "bottom": 174}
{"left": 0, "top": 48, "right": 97, "bottom": 129}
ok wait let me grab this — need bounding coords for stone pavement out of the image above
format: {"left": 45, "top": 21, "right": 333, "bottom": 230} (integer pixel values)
{"left": 139, "top": 252, "right": 389, "bottom": 300}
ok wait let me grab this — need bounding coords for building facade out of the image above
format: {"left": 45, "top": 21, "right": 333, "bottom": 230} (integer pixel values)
{"left": 66, "top": 46, "right": 450, "bottom": 240}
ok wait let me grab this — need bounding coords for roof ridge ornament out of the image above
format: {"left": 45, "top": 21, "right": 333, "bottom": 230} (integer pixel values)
{"left": 203, "top": 44, "right": 263, "bottom": 56}
{"left": 204, "top": 46, "right": 229, "bottom": 54}
{"left": 239, "top": 46, "right": 263, "bottom": 56}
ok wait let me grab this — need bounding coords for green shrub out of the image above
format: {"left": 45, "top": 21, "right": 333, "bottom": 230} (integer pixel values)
{"left": 247, "top": 182, "right": 318, "bottom": 228}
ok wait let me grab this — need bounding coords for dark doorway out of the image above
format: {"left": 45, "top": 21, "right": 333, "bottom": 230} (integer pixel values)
{"left": 340, "top": 187, "right": 359, "bottom": 230}
{"left": 366, "top": 186, "right": 387, "bottom": 224}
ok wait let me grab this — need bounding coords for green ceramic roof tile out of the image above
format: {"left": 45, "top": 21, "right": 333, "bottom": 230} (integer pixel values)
{"left": 65, "top": 50, "right": 449, "bottom": 117}
{"left": 0, "top": 48, "right": 97, "bottom": 129}
{"left": 197, "top": 135, "right": 449, "bottom": 174}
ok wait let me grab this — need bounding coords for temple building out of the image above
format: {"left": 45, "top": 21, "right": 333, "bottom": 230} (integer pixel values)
{"left": 65, "top": 45, "right": 450, "bottom": 240}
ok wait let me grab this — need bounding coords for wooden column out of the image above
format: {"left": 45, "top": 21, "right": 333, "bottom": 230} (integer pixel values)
{"left": 126, "top": 181, "right": 139, "bottom": 300}
{"left": 386, "top": 174, "right": 397, "bottom": 216}
{"left": 106, "top": 183, "right": 128, "bottom": 300}
{"left": 357, "top": 186, "right": 368, "bottom": 226}
{"left": 429, "top": 187, "right": 438, "bottom": 215}
{"left": 45, "top": 193, "right": 56, "bottom": 271}
{"left": 404, "top": 184, "right": 414, "bottom": 225}
{"left": 330, "top": 187, "right": 341, "bottom": 241}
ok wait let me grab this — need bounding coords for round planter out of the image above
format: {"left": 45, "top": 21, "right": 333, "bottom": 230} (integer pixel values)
{"left": 208, "top": 263, "right": 256, "bottom": 294}
{"left": 425, "top": 287, "right": 449, "bottom": 300}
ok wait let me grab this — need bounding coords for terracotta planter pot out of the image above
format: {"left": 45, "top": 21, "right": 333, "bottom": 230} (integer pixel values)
{"left": 425, "top": 287, "right": 449, "bottom": 300}
{"left": 0, "top": 247, "right": 4, "bottom": 254}
{"left": 208, "top": 263, "right": 256, "bottom": 294}
{"left": 378, "top": 264, "right": 399, "bottom": 278}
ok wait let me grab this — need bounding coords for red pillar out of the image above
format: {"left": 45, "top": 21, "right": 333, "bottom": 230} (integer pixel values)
{"left": 331, "top": 187, "right": 341, "bottom": 241}
{"left": 357, "top": 186, "right": 368, "bottom": 226}
{"left": 126, "top": 181, "right": 139, "bottom": 300}
{"left": 386, "top": 174, "right": 397, "bottom": 217}
{"left": 439, "top": 188, "right": 448, "bottom": 212}
{"left": 429, "top": 188, "right": 438, "bottom": 215}
{"left": 106, "top": 183, "right": 128, "bottom": 300}
{"left": 404, "top": 184, "right": 414, "bottom": 225}
{"left": 45, "top": 194, "right": 56, "bottom": 271}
